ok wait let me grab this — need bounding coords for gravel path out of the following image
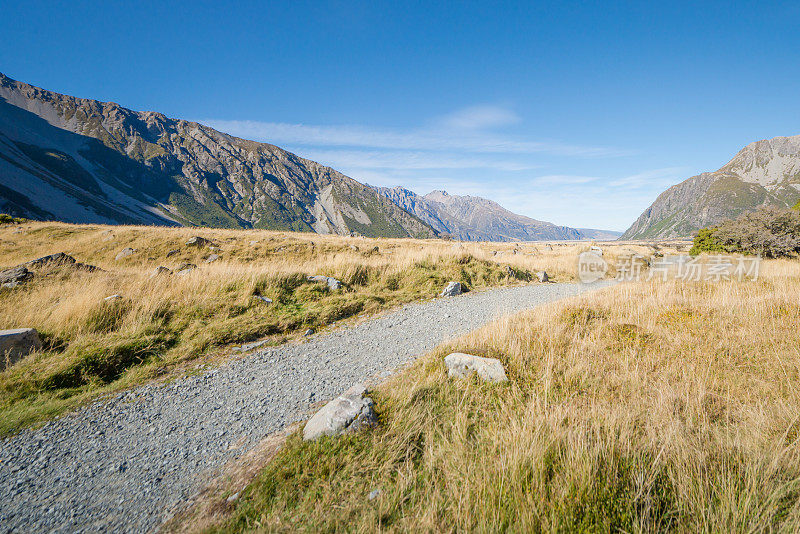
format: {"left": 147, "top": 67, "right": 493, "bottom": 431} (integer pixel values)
{"left": 0, "top": 282, "right": 611, "bottom": 533}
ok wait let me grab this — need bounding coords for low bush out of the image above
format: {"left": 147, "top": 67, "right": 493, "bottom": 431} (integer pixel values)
{"left": 691, "top": 206, "right": 800, "bottom": 258}
{"left": 0, "top": 213, "right": 26, "bottom": 224}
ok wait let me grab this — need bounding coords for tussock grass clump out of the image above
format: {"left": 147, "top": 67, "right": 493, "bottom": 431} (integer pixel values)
{"left": 213, "top": 260, "right": 800, "bottom": 532}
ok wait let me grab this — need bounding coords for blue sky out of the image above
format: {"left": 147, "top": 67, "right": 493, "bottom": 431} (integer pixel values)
{"left": 3, "top": 1, "right": 800, "bottom": 230}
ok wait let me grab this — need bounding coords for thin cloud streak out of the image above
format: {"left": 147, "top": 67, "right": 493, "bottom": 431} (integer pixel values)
{"left": 435, "top": 105, "right": 521, "bottom": 130}
{"left": 607, "top": 167, "right": 688, "bottom": 188}
{"left": 299, "top": 149, "right": 540, "bottom": 171}
{"left": 203, "top": 119, "right": 632, "bottom": 158}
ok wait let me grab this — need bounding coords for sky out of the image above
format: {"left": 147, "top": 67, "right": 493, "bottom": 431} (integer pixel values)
{"left": 3, "top": 1, "right": 800, "bottom": 231}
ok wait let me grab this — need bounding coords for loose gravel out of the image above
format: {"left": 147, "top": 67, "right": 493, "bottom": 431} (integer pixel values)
{"left": 0, "top": 282, "right": 611, "bottom": 533}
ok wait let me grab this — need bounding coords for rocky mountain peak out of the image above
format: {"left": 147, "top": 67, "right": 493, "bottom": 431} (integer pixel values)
{"left": 374, "top": 185, "right": 585, "bottom": 241}
{"left": 622, "top": 133, "right": 800, "bottom": 239}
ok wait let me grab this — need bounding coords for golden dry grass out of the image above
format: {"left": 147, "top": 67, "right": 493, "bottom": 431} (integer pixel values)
{"left": 211, "top": 259, "right": 800, "bottom": 533}
{"left": 0, "top": 221, "right": 661, "bottom": 435}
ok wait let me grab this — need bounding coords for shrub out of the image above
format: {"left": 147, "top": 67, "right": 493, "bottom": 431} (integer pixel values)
{"left": 691, "top": 207, "right": 800, "bottom": 258}
{"left": 0, "top": 213, "right": 25, "bottom": 224}
{"left": 689, "top": 227, "right": 725, "bottom": 256}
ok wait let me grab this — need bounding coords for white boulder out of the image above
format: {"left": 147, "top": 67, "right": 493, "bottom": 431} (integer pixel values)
{"left": 303, "top": 384, "right": 377, "bottom": 441}
{"left": 440, "top": 281, "right": 462, "bottom": 297}
{"left": 444, "top": 353, "right": 508, "bottom": 383}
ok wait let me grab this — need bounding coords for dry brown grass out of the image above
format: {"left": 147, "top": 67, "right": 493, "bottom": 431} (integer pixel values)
{"left": 211, "top": 259, "right": 800, "bottom": 532}
{"left": 0, "top": 221, "right": 661, "bottom": 435}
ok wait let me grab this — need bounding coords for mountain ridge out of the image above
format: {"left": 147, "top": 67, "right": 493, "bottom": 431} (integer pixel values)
{"left": 0, "top": 73, "right": 437, "bottom": 238}
{"left": 623, "top": 135, "right": 800, "bottom": 239}
{"left": 371, "top": 185, "right": 597, "bottom": 241}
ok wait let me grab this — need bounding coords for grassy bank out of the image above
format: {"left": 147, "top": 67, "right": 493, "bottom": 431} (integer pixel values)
{"left": 0, "top": 221, "right": 658, "bottom": 435}
{"left": 210, "top": 259, "right": 800, "bottom": 532}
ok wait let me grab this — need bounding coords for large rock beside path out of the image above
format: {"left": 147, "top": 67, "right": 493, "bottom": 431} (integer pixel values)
{"left": 0, "top": 328, "right": 42, "bottom": 370}
{"left": 444, "top": 353, "right": 508, "bottom": 382}
{"left": 303, "top": 384, "right": 377, "bottom": 440}
{"left": 440, "top": 281, "right": 462, "bottom": 297}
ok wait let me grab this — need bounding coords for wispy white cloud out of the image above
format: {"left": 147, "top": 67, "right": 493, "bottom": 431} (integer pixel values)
{"left": 531, "top": 174, "right": 601, "bottom": 185}
{"left": 299, "top": 149, "right": 539, "bottom": 171}
{"left": 607, "top": 167, "right": 688, "bottom": 189}
{"left": 203, "top": 106, "right": 630, "bottom": 158}
{"left": 434, "top": 105, "right": 521, "bottom": 131}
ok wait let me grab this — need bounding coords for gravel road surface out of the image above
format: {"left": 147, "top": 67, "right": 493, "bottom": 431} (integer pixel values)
{"left": 0, "top": 282, "right": 611, "bottom": 533}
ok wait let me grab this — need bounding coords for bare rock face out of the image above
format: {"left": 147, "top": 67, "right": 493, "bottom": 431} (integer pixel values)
{"left": 0, "top": 328, "right": 42, "bottom": 370}
{"left": 444, "top": 353, "right": 508, "bottom": 383}
{"left": 440, "top": 281, "right": 462, "bottom": 297}
{"left": 303, "top": 384, "right": 377, "bottom": 441}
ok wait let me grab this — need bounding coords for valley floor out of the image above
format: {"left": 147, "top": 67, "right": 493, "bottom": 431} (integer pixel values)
{"left": 0, "top": 282, "right": 606, "bottom": 532}
{"left": 1, "top": 221, "right": 598, "bottom": 435}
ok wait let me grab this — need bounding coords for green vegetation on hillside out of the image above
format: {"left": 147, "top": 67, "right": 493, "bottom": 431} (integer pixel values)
{"left": 168, "top": 192, "right": 243, "bottom": 229}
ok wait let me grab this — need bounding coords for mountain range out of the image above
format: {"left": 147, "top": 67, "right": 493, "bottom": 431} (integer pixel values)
{"left": 0, "top": 73, "right": 436, "bottom": 238}
{"left": 623, "top": 135, "right": 800, "bottom": 239}
{"left": 6, "top": 74, "right": 800, "bottom": 244}
{"left": 371, "top": 186, "right": 604, "bottom": 241}
{"left": 0, "top": 73, "right": 621, "bottom": 242}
